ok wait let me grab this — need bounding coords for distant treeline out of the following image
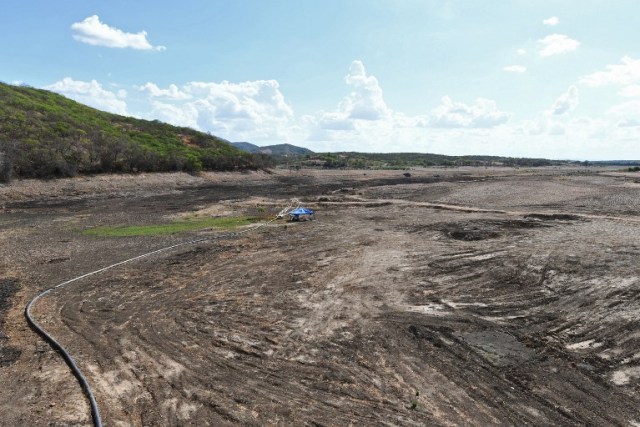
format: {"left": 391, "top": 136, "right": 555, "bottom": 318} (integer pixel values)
{"left": 0, "top": 82, "right": 273, "bottom": 182}
{"left": 589, "top": 160, "right": 640, "bottom": 166}
{"left": 280, "top": 152, "right": 569, "bottom": 170}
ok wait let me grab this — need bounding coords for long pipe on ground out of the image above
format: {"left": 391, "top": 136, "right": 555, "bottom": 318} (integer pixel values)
{"left": 24, "top": 217, "right": 279, "bottom": 427}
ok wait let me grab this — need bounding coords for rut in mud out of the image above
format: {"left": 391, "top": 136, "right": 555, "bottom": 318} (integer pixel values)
{"left": 0, "top": 279, "right": 20, "bottom": 367}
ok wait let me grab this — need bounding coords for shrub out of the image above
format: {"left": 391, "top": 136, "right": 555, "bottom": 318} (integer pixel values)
{"left": 0, "top": 142, "right": 13, "bottom": 183}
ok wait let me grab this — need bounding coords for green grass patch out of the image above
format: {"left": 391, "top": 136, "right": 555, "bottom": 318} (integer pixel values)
{"left": 83, "top": 216, "right": 259, "bottom": 237}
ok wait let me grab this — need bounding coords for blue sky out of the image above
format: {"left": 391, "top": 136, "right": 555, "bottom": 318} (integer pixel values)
{"left": 2, "top": 1, "right": 639, "bottom": 159}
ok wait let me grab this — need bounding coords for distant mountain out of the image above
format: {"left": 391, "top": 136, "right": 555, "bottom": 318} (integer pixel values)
{"left": 232, "top": 142, "right": 314, "bottom": 157}
{"left": 258, "top": 144, "right": 314, "bottom": 156}
{"left": 231, "top": 142, "right": 260, "bottom": 152}
{"left": 0, "top": 82, "right": 273, "bottom": 181}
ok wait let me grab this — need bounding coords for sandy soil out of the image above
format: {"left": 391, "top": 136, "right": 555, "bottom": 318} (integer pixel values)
{"left": 1, "top": 167, "right": 639, "bottom": 426}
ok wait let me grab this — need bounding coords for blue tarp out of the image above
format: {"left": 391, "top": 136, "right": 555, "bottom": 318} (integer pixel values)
{"left": 289, "top": 207, "right": 315, "bottom": 215}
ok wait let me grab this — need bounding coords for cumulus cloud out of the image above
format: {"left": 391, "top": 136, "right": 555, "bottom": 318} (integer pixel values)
{"left": 580, "top": 56, "right": 640, "bottom": 87}
{"left": 149, "top": 101, "right": 199, "bottom": 129}
{"left": 548, "top": 86, "right": 579, "bottom": 115}
{"left": 342, "top": 60, "right": 392, "bottom": 120}
{"left": 139, "top": 79, "right": 293, "bottom": 142}
{"left": 537, "top": 34, "right": 580, "bottom": 57}
{"left": 45, "top": 77, "right": 127, "bottom": 115}
{"left": 609, "top": 102, "right": 640, "bottom": 123}
{"left": 430, "top": 96, "right": 511, "bottom": 128}
{"left": 71, "top": 15, "right": 166, "bottom": 51}
{"left": 503, "top": 65, "right": 527, "bottom": 73}
{"left": 318, "top": 112, "right": 356, "bottom": 131}
{"left": 522, "top": 118, "right": 547, "bottom": 136}
{"left": 185, "top": 80, "right": 292, "bottom": 121}
{"left": 543, "top": 16, "right": 560, "bottom": 26}
{"left": 309, "top": 60, "right": 392, "bottom": 133}
{"left": 138, "top": 82, "right": 191, "bottom": 100}
{"left": 516, "top": 48, "right": 526, "bottom": 56}
{"left": 523, "top": 114, "right": 601, "bottom": 138}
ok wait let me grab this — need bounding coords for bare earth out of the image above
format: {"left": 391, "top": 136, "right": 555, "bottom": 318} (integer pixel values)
{"left": 1, "top": 167, "right": 639, "bottom": 426}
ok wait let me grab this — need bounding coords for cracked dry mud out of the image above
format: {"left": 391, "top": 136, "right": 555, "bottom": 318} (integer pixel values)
{"left": 1, "top": 167, "right": 639, "bottom": 426}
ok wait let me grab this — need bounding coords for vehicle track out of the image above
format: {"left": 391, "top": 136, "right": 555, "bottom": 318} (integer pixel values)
{"left": 5, "top": 169, "right": 638, "bottom": 426}
{"left": 320, "top": 197, "right": 640, "bottom": 224}
{"left": 24, "top": 218, "right": 278, "bottom": 427}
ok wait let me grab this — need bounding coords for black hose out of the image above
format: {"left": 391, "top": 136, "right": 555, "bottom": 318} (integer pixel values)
{"left": 24, "top": 218, "right": 278, "bottom": 427}
{"left": 25, "top": 291, "right": 103, "bottom": 426}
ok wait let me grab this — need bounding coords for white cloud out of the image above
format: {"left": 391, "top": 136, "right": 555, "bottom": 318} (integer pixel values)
{"left": 430, "top": 96, "right": 511, "bottom": 128}
{"left": 318, "top": 112, "right": 355, "bottom": 131}
{"left": 138, "top": 82, "right": 191, "bottom": 100}
{"left": 548, "top": 86, "right": 579, "bottom": 115}
{"left": 71, "top": 15, "right": 166, "bottom": 51}
{"left": 607, "top": 100, "right": 640, "bottom": 118}
{"left": 516, "top": 48, "right": 526, "bottom": 56}
{"left": 45, "top": 77, "right": 127, "bottom": 115}
{"left": 580, "top": 56, "right": 640, "bottom": 87}
{"left": 305, "top": 62, "right": 511, "bottom": 152}
{"left": 302, "top": 61, "right": 511, "bottom": 152}
{"left": 139, "top": 79, "right": 294, "bottom": 142}
{"left": 522, "top": 118, "right": 547, "bottom": 136}
{"left": 619, "top": 85, "right": 640, "bottom": 97}
{"left": 617, "top": 118, "right": 640, "bottom": 128}
{"left": 306, "top": 61, "right": 511, "bottom": 148}
{"left": 309, "top": 60, "right": 392, "bottom": 133}
{"left": 40, "top": 58, "right": 636, "bottom": 159}
{"left": 185, "top": 79, "right": 292, "bottom": 121}
{"left": 537, "top": 34, "right": 580, "bottom": 57}
{"left": 503, "top": 65, "right": 527, "bottom": 73}
{"left": 150, "top": 101, "right": 199, "bottom": 129}
{"left": 522, "top": 114, "right": 613, "bottom": 140}
{"left": 543, "top": 16, "right": 560, "bottom": 26}
{"left": 342, "top": 60, "right": 392, "bottom": 120}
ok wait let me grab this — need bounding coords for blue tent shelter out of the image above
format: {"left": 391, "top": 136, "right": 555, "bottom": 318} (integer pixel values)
{"left": 288, "top": 207, "right": 315, "bottom": 221}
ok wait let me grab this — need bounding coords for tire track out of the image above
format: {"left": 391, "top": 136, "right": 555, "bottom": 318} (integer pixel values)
{"left": 24, "top": 219, "right": 277, "bottom": 427}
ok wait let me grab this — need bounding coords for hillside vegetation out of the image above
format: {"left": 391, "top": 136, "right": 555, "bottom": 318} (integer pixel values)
{"left": 232, "top": 143, "right": 570, "bottom": 170}
{"left": 0, "top": 82, "right": 272, "bottom": 181}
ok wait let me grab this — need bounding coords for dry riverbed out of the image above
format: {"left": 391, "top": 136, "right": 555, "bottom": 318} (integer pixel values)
{"left": 1, "top": 167, "right": 639, "bottom": 426}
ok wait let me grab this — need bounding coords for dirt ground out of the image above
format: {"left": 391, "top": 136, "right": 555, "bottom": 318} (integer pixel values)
{"left": 1, "top": 167, "right": 639, "bottom": 426}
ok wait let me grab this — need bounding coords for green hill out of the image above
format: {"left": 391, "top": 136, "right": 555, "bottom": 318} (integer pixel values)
{"left": 232, "top": 142, "right": 314, "bottom": 157}
{"left": 231, "top": 141, "right": 261, "bottom": 152}
{"left": 257, "top": 143, "right": 314, "bottom": 157}
{"left": 0, "top": 82, "right": 272, "bottom": 181}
